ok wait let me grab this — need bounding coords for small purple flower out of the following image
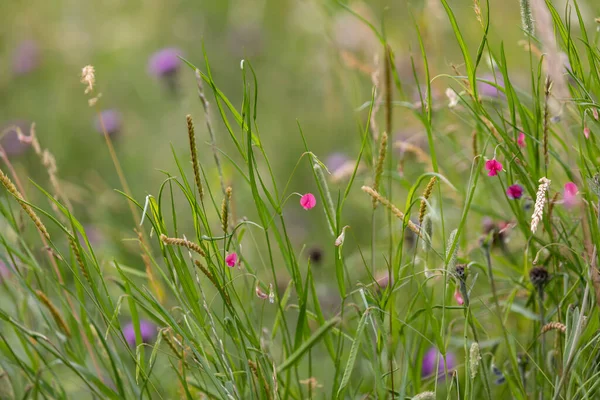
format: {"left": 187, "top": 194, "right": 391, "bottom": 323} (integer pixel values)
{"left": 478, "top": 73, "right": 504, "bottom": 98}
{"left": 94, "top": 110, "right": 122, "bottom": 136}
{"left": 122, "top": 320, "right": 157, "bottom": 347}
{"left": 507, "top": 184, "right": 524, "bottom": 200}
{"left": 148, "top": 48, "right": 183, "bottom": 77}
{"left": 421, "top": 347, "right": 456, "bottom": 378}
{"left": 12, "top": 40, "right": 40, "bottom": 75}
{"left": 0, "top": 120, "right": 31, "bottom": 156}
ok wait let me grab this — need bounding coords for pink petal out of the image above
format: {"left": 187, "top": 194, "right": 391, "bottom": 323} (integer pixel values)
{"left": 485, "top": 159, "right": 502, "bottom": 177}
{"left": 517, "top": 132, "right": 526, "bottom": 148}
{"left": 300, "top": 193, "right": 317, "bottom": 210}
{"left": 225, "top": 252, "right": 238, "bottom": 267}
{"left": 584, "top": 127, "right": 591, "bottom": 139}
{"left": 563, "top": 182, "right": 579, "bottom": 209}
{"left": 454, "top": 289, "right": 464, "bottom": 305}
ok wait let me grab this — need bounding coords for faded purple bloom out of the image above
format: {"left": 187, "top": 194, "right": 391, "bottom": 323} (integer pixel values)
{"left": 0, "top": 120, "right": 31, "bottom": 156}
{"left": 507, "top": 184, "right": 524, "bottom": 200}
{"left": 0, "top": 261, "right": 10, "bottom": 282}
{"left": 12, "top": 40, "right": 40, "bottom": 75}
{"left": 148, "top": 48, "right": 183, "bottom": 77}
{"left": 478, "top": 73, "right": 504, "bottom": 98}
{"left": 77, "top": 225, "right": 105, "bottom": 249}
{"left": 422, "top": 347, "right": 456, "bottom": 378}
{"left": 94, "top": 110, "right": 122, "bottom": 136}
{"left": 326, "top": 153, "right": 349, "bottom": 173}
{"left": 122, "top": 320, "right": 157, "bottom": 347}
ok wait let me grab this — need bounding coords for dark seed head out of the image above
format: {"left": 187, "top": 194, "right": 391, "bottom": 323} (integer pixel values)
{"left": 307, "top": 247, "right": 323, "bottom": 265}
{"left": 529, "top": 267, "right": 550, "bottom": 291}
{"left": 454, "top": 263, "right": 467, "bottom": 282}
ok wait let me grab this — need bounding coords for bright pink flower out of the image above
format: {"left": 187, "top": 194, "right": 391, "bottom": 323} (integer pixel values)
{"left": 300, "top": 193, "right": 316, "bottom": 210}
{"left": 506, "top": 184, "right": 524, "bottom": 200}
{"left": 485, "top": 159, "right": 503, "bottom": 176}
{"left": 454, "top": 289, "right": 464, "bottom": 305}
{"left": 563, "top": 182, "right": 579, "bottom": 209}
{"left": 517, "top": 132, "right": 526, "bottom": 148}
{"left": 225, "top": 252, "right": 238, "bottom": 267}
{"left": 584, "top": 127, "right": 591, "bottom": 139}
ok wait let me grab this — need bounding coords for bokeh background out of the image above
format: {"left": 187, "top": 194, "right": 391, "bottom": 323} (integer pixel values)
{"left": 2, "top": 0, "right": 600, "bottom": 397}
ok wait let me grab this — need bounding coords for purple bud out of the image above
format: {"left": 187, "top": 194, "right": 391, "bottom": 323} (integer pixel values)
{"left": 94, "top": 110, "right": 122, "bottom": 136}
{"left": 0, "top": 120, "right": 32, "bottom": 156}
{"left": 478, "top": 73, "right": 504, "bottom": 98}
{"left": 122, "top": 320, "right": 157, "bottom": 347}
{"left": 506, "top": 184, "right": 524, "bottom": 200}
{"left": 421, "top": 347, "right": 456, "bottom": 378}
{"left": 12, "top": 40, "right": 40, "bottom": 76}
{"left": 148, "top": 48, "right": 183, "bottom": 78}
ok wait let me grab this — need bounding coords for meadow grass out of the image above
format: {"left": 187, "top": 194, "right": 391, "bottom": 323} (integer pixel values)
{"left": 1, "top": 1, "right": 600, "bottom": 399}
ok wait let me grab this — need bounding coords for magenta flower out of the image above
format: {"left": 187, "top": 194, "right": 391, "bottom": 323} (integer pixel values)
{"left": 122, "top": 320, "right": 156, "bottom": 347}
{"left": 517, "top": 132, "right": 526, "bottom": 148}
{"left": 422, "top": 347, "right": 456, "bottom": 378}
{"left": 485, "top": 159, "right": 503, "bottom": 176}
{"left": 563, "top": 182, "right": 579, "bottom": 209}
{"left": 12, "top": 40, "right": 40, "bottom": 75}
{"left": 300, "top": 193, "right": 317, "bottom": 210}
{"left": 148, "top": 48, "right": 183, "bottom": 77}
{"left": 506, "top": 184, "right": 524, "bottom": 200}
{"left": 94, "top": 109, "right": 122, "bottom": 136}
{"left": 225, "top": 252, "right": 238, "bottom": 267}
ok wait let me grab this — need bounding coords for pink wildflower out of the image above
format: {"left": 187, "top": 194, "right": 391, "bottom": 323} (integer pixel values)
{"left": 517, "top": 132, "right": 526, "bottom": 148}
{"left": 485, "top": 159, "right": 503, "bottom": 176}
{"left": 225, "top": 252, "right": 238, "bottom": 267}
{"left": 300, "top": 193, "right": 316, "bottom": 210}
{"left": 563, "top": 182, "right": 579, "bottom": 209}
{"left": 454, "top": 289, "right": 464, "bottom": 305}
{"left": 506, "top": 184, "right": 524, "bottom": 200}
{"left": 584, "top": 127, "right": 591, "bottom": 139}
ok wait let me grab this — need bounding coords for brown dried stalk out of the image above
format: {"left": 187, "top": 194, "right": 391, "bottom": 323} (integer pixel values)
{"left": 36, "top": 291, "right": 71, "bottom": 337}
{"left": 541, "top": 322, "right": 566, "bottom": 334}
{"left": 418, "top": 177, "right": 437, "bottom": 225}
{"left": 160, "top": 234, "right": 206, "bottom": 257}
{"left": 222, "top": 186, "right": 232, "bottom": 233}
{"left": 0, "top": 168, "right": 50, "bottom": 241}
{"left": 68, "top": 236, "right": 92, "bottom": 287}
{"left": 186, "top": 114, "right": 204, "bottom": 201}
{"left": 372, "top": 132, "right": 388, "bottom": 208}
{"left": 361, "top": 186, "right": 421, "bottom": 237}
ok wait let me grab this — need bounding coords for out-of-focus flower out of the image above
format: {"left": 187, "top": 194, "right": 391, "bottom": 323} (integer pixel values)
{"left": 563, "top": 182, "right": 579, "bottom": 209}
{"left": 422, "top": 347, "right": 456, "bottom": 378}
{"left": 454, "top": 289, "right": 464, "bottom": 305}
{"left": 225, "top": 252, "right": 238, "bottom": 267}
{"left": 446, "top": 88, "right": 459, "bottom": 108}
{"left": 485, "top": 159, "right": 503, "bottom": 176}
{"left": 0, "top": 261, "right": 10, "bottom": 282}
{"left": 375, "top": 270, "right": 392, "bottom": 291}
{"left": 584, "top": 126, "right": 591, "bottom": 139}
{"left": 148, "top": 48, "right": 183, "bottom": 77}
{"left": 12, "top": 40, "right": 40, "bottom": 75}
{"left": 326, "top": 153, "right": 361, "bottom": 183}
{"left": 94, "top": 109, "right": 122, "bottom": 136}
{"left": 300, "top": 193, "right": 316, "bottom": 210}
{"left": 122, "top": 320, "right": 157, "bottom": 347}
{"left": 507, "top": 184, "right": 524, "bottom": 200}
{"left": 478, "top": 73, "right": 504, "bottom": 98}
{"left": 0, "top": 120, "right": 32, "bottom": 156}
{"left": 517, "top": 132, "right": 526, "bottom": 148}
